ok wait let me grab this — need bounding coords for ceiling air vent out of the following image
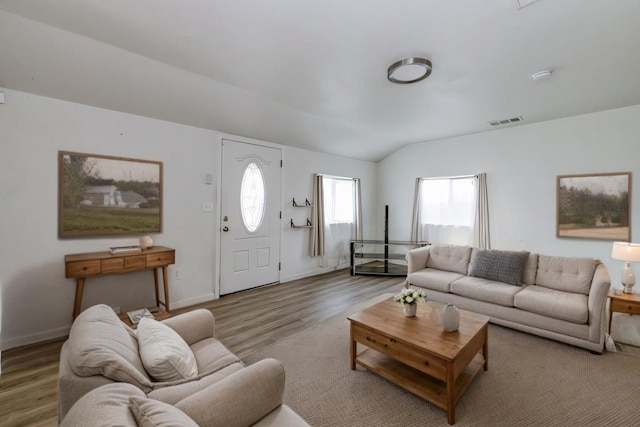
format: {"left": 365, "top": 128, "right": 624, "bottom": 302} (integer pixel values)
{"left": 488, "top": 116, "right": 524, "bottom": 127}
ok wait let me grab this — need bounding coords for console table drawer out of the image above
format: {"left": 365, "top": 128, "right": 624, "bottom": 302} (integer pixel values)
{"left": 146, "top": 251, "right": 175, "bottom": 267}
{"left": 611, "top": 299, "right": 640, "bottom": 315}
{"left": 125, "top": 255, "right": 147, "bottom": 269}
{"left": 102, "top": 258, "right": 125, "bottom": 272}
{"left": 66, "top": 260, "right": 101, "bottom": 277}
{"left": 352, "top": 324, "right": 446, "bottom": 379}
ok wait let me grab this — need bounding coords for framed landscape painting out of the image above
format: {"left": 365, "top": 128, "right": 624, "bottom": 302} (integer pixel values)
{"left": 59, "top": 151, "right": 163, "bottom": 237}
{"left": 557, "top": 172, "right": 630, "bottom": 241}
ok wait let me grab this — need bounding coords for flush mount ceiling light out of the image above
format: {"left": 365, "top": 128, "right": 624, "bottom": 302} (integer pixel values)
{"left": 387, "top": 57, "right": 432, "bottom": 84}
{"left": 531, "top": 70, "right": 552, "bottom": 82}
{"left": 516, "top": 0, "right": 543, "bottom": 9}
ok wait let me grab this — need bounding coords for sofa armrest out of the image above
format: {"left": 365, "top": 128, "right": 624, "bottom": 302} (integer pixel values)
{"left": 587, "top": 262, "right": 611, "bottom": 343}
{"left": 162, "top": 309, "right": 215, "bottom": 346}
{"left": 406, "top": 246, "right": 431, "bottom": 275}
{"left": 175, "top": 358, "right": 286, "bottom": 427}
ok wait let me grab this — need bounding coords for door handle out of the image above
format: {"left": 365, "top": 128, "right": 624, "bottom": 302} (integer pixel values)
{"left": 223, "top": 226, "right": 229, "bottom": 232}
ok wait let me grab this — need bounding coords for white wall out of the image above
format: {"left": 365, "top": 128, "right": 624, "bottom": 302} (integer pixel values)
{"left": 377, "top": 104, "right": 640, "bottom": 286}
{"left": 281, "top": 146, "right": 378, "bottom": 281}
{"left": 0, "top": 88, "right": 377, "bottom": 350}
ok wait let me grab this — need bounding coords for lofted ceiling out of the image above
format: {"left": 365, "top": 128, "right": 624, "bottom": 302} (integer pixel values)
{"left": 0, "top": 0, "right": 639, "bottom": 162}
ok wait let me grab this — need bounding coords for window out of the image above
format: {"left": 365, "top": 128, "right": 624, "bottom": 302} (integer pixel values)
{"left": 417, "top": 176, "right": 476, "bottom": 245}
{"left": 240, "top": 162, "right": 265, "bottom": 233}
{"left": 420, "top": 177, "right": 475, "bottom": 226}
{"left": 323, "top": 177, "right": 354, "bottom": 224}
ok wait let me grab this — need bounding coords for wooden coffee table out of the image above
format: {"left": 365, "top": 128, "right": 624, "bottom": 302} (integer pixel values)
{"left": 348, "top": 298, "right": 489, "bottom": 425}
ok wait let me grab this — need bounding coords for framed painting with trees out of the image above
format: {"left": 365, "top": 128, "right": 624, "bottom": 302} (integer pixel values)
{"left": 557, "top": 172, "right": 630, "bottom": 241}
{"left": 58, "top": 151, "right": 163, "bottom": 237}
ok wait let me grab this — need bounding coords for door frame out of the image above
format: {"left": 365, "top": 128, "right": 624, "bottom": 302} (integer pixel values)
{"left": 214, "top": 133, "right": 285, "bottom": 299}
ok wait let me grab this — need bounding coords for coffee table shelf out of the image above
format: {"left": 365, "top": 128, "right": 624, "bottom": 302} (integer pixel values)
{"left": 356, "top": 348, "right": 485, "bottom": 411}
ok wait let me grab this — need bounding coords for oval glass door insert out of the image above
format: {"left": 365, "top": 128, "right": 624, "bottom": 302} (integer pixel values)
{"left": 240, "top": 162, "right": 265, "bottom": 233}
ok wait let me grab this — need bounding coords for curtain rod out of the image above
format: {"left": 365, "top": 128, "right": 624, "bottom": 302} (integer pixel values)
{"left": 420, "top": 174, "right": 478, "bottom": 180}
{"left": 317, "top": 174, "right": 359, "bottom": 181}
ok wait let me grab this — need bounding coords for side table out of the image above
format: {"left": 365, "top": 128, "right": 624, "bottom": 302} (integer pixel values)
{"left": 608, "top": 290, "right": 640, "bottom": 333}
{"left": 119, "top": 307, "right": 171, "bottom": 329}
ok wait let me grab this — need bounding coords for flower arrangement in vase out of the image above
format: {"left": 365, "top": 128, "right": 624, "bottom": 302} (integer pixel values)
{"left": 394, "top": 287, "right": 427, "bottom": 317}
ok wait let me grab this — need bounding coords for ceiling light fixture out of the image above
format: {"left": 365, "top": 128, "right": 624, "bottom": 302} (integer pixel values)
{"left": 531, "top": 70, "right": 552, "bottom": 82}
{"left": 387, "top": 57, "right": 432, "bottom": 84}
{"left": 516, "top": 0, "right": 543, "bottom": 9}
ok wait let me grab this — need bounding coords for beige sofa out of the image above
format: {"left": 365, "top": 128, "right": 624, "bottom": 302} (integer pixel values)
{"left": 406, "top": 245, "right": 611, "bottom": 353}
{"left": 58, "top": 304, "right": 309, "bottom": 426}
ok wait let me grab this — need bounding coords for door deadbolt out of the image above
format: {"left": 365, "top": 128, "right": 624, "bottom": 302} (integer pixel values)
{"left": 223, "top": 216, "right": 228, "bottom": 221}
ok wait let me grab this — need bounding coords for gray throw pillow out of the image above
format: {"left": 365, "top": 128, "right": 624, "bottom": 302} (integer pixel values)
{"left": 470, "top": 250, "right": 530, "bottom": 286}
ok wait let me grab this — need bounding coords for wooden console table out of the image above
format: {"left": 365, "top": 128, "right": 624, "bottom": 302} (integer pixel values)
{"left": 65, "top": 246, "right": 175, "bottom": 319}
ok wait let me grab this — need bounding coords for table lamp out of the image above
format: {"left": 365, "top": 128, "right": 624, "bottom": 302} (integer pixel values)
{"left": 611, "top": 242, "right": 640, "bottom": 294}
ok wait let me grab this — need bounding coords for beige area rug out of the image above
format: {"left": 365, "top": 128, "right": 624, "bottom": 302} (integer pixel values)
{"left": 244, "top": 295, "right": 640, "bottom": 426}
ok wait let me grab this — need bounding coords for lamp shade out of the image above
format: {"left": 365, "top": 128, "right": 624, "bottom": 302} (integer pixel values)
{"left": 611, "top": 242, "right": 640, "bottom": 262}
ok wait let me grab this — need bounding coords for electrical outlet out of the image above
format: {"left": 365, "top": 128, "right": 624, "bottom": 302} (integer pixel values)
{"left": 202, "top": 202, "right": 214, "bottom": 212}
{"left": 174, "top": 269, "right": 180, "bottom": 281}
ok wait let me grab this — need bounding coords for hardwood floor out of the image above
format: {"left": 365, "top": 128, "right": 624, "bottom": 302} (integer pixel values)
{"left": 0, "top": 269, "right": 404, "bottom": 427}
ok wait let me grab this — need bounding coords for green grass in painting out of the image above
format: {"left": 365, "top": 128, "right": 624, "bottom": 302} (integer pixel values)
{"left": 63, "top": 207, "right": 160, "bottom": 234}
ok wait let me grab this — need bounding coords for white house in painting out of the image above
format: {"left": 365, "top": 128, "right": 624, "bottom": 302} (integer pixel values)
{"left": 82, "top": 185, "right": 147, "bottom": 208}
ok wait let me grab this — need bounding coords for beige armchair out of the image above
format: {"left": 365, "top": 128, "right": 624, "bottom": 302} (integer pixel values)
{"left": 58, "top": 304, "right": 307, "bottom": 426}
{"left": 60, "top": 358, "right": 309, "bottom": 427}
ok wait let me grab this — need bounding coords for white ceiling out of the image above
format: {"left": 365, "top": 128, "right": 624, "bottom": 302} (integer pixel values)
{"left": 0, "top": 0, "right": 639, "bottom": 162}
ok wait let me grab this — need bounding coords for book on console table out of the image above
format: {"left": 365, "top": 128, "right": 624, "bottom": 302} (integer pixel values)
{"left": 126, "top": 308, "right": 155, "bottom": 324}
{"left": 109, "top": 245, "right": 143, "bottom": 255}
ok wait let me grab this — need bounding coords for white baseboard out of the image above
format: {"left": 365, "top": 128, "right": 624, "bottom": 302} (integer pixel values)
{"left": 169, "top": 293, "right": 217, "bottom": 310}
{"left": 1, "top": 326, "right": 70, "bottom": 351}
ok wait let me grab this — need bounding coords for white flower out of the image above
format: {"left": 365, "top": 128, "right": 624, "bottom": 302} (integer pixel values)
{"left": 394, "top": 287, "right": 427, "bottom": 305}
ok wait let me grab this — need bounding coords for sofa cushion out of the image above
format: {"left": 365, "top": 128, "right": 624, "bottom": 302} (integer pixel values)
{"left": 67, "top": 304, "right": 151, "bottom": 389}
{"left": 469, "top": 249, "right": 530, "bottom": 286}
{"left": 514, "top": 285, "right": 589, "bottom": 324}
{"left": 536, "top": 256, "right": 596, "bottom": 295}
{"left": 407, "top": 269, "right": 466, "bottom": 293}
{"left": 129, "top": 396, "right": 199, "bottom": 427}
{"left": 450, "top": 276, "right": 522, "bottom": 307}
{"left": 426, "top": 245, "right": 472, "bottom": 274}
{"left": 137, "top": 317, "right": 199, "bottom": 382}
{"left": 60, "top": 382, "right": 144, "bottom": 427}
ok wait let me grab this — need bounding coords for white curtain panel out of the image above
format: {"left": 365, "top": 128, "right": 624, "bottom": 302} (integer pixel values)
{"left": 474, "top": 173, "right": 491, "bottom": 249}
{"left": 353, "top": 178, "right": 363, "bottom": 241}
{"left": 311, "top": 174, "right": 326, "bottom": 260}
{"left": 410, "top": 177, "right": 423, "bottom": 242}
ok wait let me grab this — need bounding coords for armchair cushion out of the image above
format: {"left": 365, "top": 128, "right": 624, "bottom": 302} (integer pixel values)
{"left": 67, "top": 304, "right": 151, "bottom": 389}
{"left": 176, "top": 358, "right": 285, "bottom": 427}
{"left": 137, "top": 317, "right": 198, "bottom": 382}
{"left": 60, "top": 383, "right": 144, "bottom": 427}
{"left": 129, "top": 396, "right": 199, "bottom": 427}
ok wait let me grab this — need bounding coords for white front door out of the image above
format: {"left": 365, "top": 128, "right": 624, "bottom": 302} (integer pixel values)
{"left": 220, "top": 139, "right": 281, "bottom": 295}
